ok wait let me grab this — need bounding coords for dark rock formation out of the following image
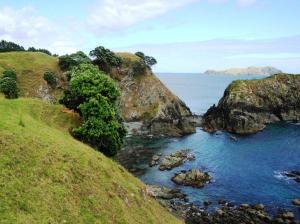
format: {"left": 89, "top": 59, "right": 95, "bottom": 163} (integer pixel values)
{"left": 172, "top": 169, "right": 211, "bottom": 188}
{"left": 203, "top": 74, "right": 300, "bottom": 134}
{"left": 159, "top": 150, "right": 195, "bottom": 171}
{"left": 283, "top": 170, "right": 300, "bottom": 184}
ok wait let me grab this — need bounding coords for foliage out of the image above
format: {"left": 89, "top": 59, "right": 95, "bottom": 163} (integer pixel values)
{"left": 43, "top": 71, "right": 57, "bottom": 87}
{"left": 2, "top": 69, "right": 17, "bottom": 80}
{"left": 131, "top": 60, "right": 147, "bottom": 76}
{"left": 0, "top": 77, "right": 18, "bottom": 99}
{"left": 28, "top": 47, "right": 52, "bottom": 55}
{"left": 61, "top": 64, "right": 126, "bottom": 156}
{"left": 135, "top": 51, "right": 157, "bottom": 69}
{"left": 89, "top": 46, "right": 122, "bottom": 73}
{"left": 0, "top": 40, "right": 25, "bottom": 52}
{"left": 58, "top": 51, "right": 91, "bottom": 71}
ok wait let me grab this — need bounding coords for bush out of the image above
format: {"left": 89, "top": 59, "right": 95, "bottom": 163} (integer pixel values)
{"left": 58, "top": 51, "right": 91, "bottom": 71}
{"left": 0, "top": 77, "right": 19, "bottom": 99}
{"left": 131, "top": 61, "right": 147, "bottom": 76}
{"left": 61, "top": 64, "right": 126, "bottom": 156}
{"left": 43, "top": 71, "right": 57, "bottom": 87}
{"left": 89, "top": 46, "right": 122, "bottom": 73}
{"left": 2, "top": 69, "right": 17, "bottom": 80}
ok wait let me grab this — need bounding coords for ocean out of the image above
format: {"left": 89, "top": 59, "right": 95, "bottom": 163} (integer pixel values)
{"left": 122, "top": 73, "right": 300, "bottom": 217}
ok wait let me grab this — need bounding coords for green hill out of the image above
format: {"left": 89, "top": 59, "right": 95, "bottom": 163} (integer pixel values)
{"left": 0, "top": 52, "right": 64, "bottom": 101}
{"left": 0, "top": 96, "right": 182, "bottom": 224}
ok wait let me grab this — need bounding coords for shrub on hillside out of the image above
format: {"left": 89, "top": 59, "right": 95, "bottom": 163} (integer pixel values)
{"left": 131, "top": 61, "right": 147, "bottom": 76}
{"left": 0, "top": 77, "right": 19, "bottom": 99}
{"left": 89, "top": 46, "right": 122, "bottom": 73}
{"left": 2, "top": 69, "right": 17, "bottom": 80}
{"left": 135, "top": 51, "right": 157, "bottom": 69}
{"left": 0, "top": 40, "right": 25, "bottom": 52}
{"left": 43, "top": 71, "right": 57, "bottom": 88}
{"left": 58, "top": 51, "right": 91, "bottom": 71}
{"left": 60, "top": 64, "right": 126, "bottom": 156}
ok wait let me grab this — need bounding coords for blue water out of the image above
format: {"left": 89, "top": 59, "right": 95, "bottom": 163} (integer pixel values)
{"left": 134, "top": 73, "right": 300, "bottom": 217}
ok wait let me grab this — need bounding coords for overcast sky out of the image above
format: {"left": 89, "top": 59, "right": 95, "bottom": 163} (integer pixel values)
{"left": 0, "top": 0, "right": 299, "bottom": 73}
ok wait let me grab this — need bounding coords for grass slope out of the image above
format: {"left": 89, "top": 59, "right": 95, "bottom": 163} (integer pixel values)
{"left": 0, "top": 97, "right": 182, "bottom": 224}
{"left": 0, "top": 52, "right": 64, "bottom": 99}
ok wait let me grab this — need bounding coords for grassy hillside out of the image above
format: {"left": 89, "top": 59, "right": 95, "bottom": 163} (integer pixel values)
{"left": 0, "top": 97, "right": 182, "bottom": 224}
{"left": 0, "top": 52, "right": 64, "bottom": 100}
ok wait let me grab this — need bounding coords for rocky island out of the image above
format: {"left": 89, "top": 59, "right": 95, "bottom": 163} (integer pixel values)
{"left": 204, "top": 66, "right": 282, "bottom": 76}
{"left": 202, "top": 74, "right": 300, "bottom": 134}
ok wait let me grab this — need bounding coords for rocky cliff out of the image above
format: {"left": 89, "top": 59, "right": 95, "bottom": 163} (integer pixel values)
{"left": 113, "top": 53, "right": 195, "bottom": 136}
{"left": 202, "top": 74, "right": 300, "bottom": 134}
{"left": 204, "top": 66, "right": 282, "bottom": 76}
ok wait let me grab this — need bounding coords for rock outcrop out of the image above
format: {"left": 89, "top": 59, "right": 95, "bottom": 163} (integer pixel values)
{"left": 159, "top": 150, "right": 195, "bottom": 171}
{"left": 204, "top": 66, "right": 282, "bottom": 76}
{"left": 113, "top": 53, "right": 196, "bottom": 137}
{"left": 202, "top": 74, "right": 300, "bottom": 134}
{"left": 171, "top": 169, "right": 211, "bottom": 188}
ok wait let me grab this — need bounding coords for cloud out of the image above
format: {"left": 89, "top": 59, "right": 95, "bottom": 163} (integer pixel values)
{"left": 88, "top": 0, "right": 199, "bottom": 32}
{"left": 0, "top": 6, "right": 83, "bottom": 54}
{"left": 114, "top": 35, "right": 300, "bottom": 73}
{"left": 237, "top": 0, "right": 257, "bottom": 7}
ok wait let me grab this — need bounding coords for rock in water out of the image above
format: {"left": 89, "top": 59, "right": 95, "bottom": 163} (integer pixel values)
{"left": 202, "top": 74, "right": 300, "bottom": 134}
{"left": 159, "top": 150, "right": 195, "bottom": 171}
{"left": 146, "top": 185, "right": 186, "bottom": 200}
{"left": 171, "top": 169, "right": 211, "bottom": 188}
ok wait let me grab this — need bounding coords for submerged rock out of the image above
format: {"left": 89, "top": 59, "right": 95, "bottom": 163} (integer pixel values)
{"left": 202, "top": 74, "right": 300, "bottom": 134}
{"left": 171, "top": 169, "right": 211, "bottom": 188}
{"left": 292, "top": 199, "right": 300, "bottom": 206}
{"left": 149, "top": 154, "right": 161, "bottom": 167}
{"left": 159, "top": 150, "right": 195, "bottom": 171}
{"left": 283, "top": 171, "right": 300, "bottom": 184}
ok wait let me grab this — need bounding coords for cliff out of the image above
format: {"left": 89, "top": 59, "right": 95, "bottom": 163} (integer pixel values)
{"left": 114, "top": 53, "right": 195, "bottom": 136}
{"left": 202, "top": 74, "right": 300, "bottom": 134}
{"left": 204, "top": 66, "right": 282, "bottom": 76}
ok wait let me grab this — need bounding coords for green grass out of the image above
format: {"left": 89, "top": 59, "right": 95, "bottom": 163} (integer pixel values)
{"left": 0, "top": 97, "right": 182, "bottom": 224}
{"left": 0, "top": 52, "right": 64, "bottom": 99}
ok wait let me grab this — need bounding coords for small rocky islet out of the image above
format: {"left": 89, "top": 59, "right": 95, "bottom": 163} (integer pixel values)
{"left": 202, "top": 74, "right": 300, "bottom": 134}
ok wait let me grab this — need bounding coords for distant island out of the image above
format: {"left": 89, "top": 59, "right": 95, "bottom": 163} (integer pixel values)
{"left": 204, "top": 66, "right": 282, "bottom": 76}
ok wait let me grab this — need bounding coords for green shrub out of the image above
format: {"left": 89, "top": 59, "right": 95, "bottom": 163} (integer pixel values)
{"left": 61, "top": 64, "right": 126, "bottom": 156}
{"left": 135, "top": 51, "right": 157, "bottom": 69}
{"left": 2, "top": 69, "right": 17, "bottom": 80}
{"left": 0, "top": 77, "right": 19, "bottom": 99}
{"left": 58, "top": 51, "right": 91, "bottom": 71}
{"left": 43, "top": 71, "right": 57, "bottom": 87}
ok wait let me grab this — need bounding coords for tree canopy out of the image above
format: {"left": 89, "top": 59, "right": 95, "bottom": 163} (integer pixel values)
{"left": 135, "top": 51, "right": 157, "bottom": 69}
{"left": 60, "top": 64, "right": 126, "bottom": 156}
{"left": 89, "top": 46, "right": 122, "bottom": 73}
{"left": 0, "top": 40, "right": 25, "bottom": 53}
{"left": 58, "top": 51, "right": 92, "bottom": 71}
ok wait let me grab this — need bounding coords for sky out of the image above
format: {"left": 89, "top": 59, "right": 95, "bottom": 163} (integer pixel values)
{"left": 0, "top": 0, "right": 299, "bottom": 73}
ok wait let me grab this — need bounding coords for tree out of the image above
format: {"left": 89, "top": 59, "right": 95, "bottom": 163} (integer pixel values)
{"left": 135, "top": 51, "right": 157, "bottom": 69}
{"left": 58, "top": 51, "right": 91, "bottom": 71}
{"left": 0, "top": 77, "right": 18, "bottom": 99}
{"left": 60, "top": 64, "right": 126, "bottom": 156}
{"left": 28, "top": 47, "right": 52, "bottom": 55}
{"left": 43, "top": 71, "right": 57, "bottom": 88}
{"left": 0, "top": 40, "right": 25, "bottom": 52}
{"left": 89, "top": 46, "right": 122, "bottom": 73}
